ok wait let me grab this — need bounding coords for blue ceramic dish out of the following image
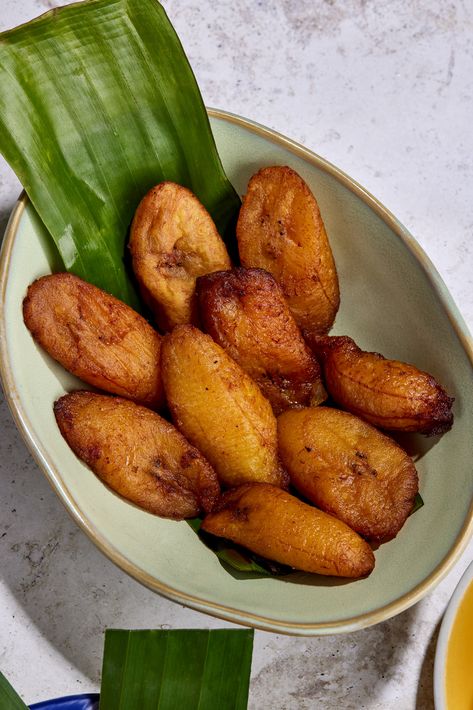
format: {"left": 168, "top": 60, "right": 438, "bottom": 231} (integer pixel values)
{"left": 30, "top": 694, "right": 99, "bottom": 710}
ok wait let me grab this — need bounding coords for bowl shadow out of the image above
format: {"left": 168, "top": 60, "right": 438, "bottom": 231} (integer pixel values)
{"left": 250, "top": 602, "right": 424, "bottom": 709}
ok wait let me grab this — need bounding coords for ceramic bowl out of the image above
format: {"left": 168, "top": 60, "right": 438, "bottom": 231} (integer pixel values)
{"left": 1, "top": 110, "right": 473, "bottom": 635}
{"left": 434, "top": 559, "right": 473, "bottom": 709}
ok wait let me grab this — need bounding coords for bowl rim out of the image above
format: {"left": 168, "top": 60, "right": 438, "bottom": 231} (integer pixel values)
{"left": 1, "top": 107, "right": 473, "bottom": 635}
{"left": 433, "top": 558, "right": 473, "bottom": 709}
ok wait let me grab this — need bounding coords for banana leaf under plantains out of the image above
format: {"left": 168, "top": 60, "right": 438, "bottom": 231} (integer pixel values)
{"left": 0, "top": 0, "right": 240, "bottom": 308}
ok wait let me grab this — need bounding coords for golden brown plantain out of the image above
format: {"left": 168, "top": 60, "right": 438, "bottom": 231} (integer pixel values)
{"left": 129, "top": 182, "right": 231, "bottom": 331}
{"left": 236, "top": 165, "right": 339, "bottom": 335}
{"left": 54, "top": 391, "right": 220, "bottom": 519}
{"left": 278, "top": 407, "right": 419, "bottom": 541}
{"left": 161, "top": 325, "right": 287, "bottom": 489}
{"left": 308, "top": 335, "right": 454, "bottom": 435}
{"left": 23, "top": 273, "right": 164, "bottom": 408}
{"left": 196, "top": 267, "right": 325, "bottom": 414}
{"left": 201, "top": 483, "right": 375, "bottom": 577}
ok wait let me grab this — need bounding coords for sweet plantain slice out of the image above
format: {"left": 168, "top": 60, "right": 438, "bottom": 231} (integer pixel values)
{"left": 129, "top": 182, "right": 231, "bottom": 331}
{"left": 197, "top": 267, "right": 325, "bottom": 415}
{"left": 236, "top": 166, "right": 339, "bottom": 335}
{"left": 23, "top": 273, "right": 164, "bottom": 408}
{"left": 201, "top": 483, "right": 375, "bottom": 577}
{"left": 309, "top": 335, "right": 454, "bottom": 435}
{"left": 278, "top": 407, "right": 419, "bottom": 541}
{"left": 161, "top": 325, "right": 287, "bottom": 489}
{"left": 54, "top": 391, "right": 220, "bottom": 518}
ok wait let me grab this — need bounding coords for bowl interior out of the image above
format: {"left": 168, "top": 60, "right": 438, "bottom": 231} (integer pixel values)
{"left": 2, "top": 112, "right": 473, "bottom": 634}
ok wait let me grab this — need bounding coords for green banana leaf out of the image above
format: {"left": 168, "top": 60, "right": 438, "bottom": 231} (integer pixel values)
{"left": 100, "top": 629, "right": 254, "bottom": 710}
{"left": 0, "top": 0, "right": 240, "bottom": 308}
{"left": 188, "top": 518, "right": 292, "bottom": 577}
{"left": 0, "top": 670, "right": 28, "bottom": 710}
{"left": 411, "top": 492, "right": 424, "bottom": 515}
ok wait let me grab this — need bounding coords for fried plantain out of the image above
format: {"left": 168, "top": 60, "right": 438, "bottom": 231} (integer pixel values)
{"left": 160, "top": 324, "right": 287, "bottom": 489}
{"left": 308, "top": 335, "right": 454, "bottom": 435}
{"left": 278, "top": 407, "right": 419, "bottom": 541}
{"left": 23, "top": 273, "right": 164, "bottom": 408}
{"left": 54, "top": 391, "right": 220, "bottom": 519}
{"left": 236, "top": 165, "right": 339, "bottom": 335}
{"left": 129, "top": 182, "right": 231, "bottom": 331}
{"left": 201, "top": 483, "right": 375, "bottom": 577}
{"left": 196, "top": 267, "right": 325, "bottom": 414}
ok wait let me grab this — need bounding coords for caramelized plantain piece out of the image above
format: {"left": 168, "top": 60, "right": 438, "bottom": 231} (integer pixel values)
{"left": 278, "top": 407, "right": 419, "bottom": 541}
{"left": 236, "top": 165, "right": 339, "bottom": 335}
{"left": 129, "top": 182, "right": 231, "bottom": 331}
{"left": 54, "top": 392, "right": 220, "bottom": 519}
{"left": 196, "top": 267, "right": 325, "bottom": 415}
{"left": 23, "top": 273, "right": 164, "bottom": 408}
{"left": 309, "top": 335, "right": 454, "bottom": 435}
{"left": 201, "top": 483, "right": 375, "bottom": 577}
{"left": 161, "top": 325, "right": 286, "bottom": 489}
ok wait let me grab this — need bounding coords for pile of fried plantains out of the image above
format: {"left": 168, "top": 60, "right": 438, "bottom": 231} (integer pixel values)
{"left": 23, "top": 166, "right": 454, "bottom": 579}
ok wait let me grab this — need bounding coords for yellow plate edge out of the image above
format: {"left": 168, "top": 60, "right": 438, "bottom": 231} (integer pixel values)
{"left": 434, "top": 559, "right": 473, "bottom": 709}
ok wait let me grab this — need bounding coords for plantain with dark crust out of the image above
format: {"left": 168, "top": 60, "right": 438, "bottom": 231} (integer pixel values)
{"left": 236, "top": 165, "right": 339, "bottom": 335}
{"left": 129, "top": 181, "right": 231, "bottom": 332}
{"left": 308, "top": 334, "right": 454, "bottom": 435}
{"left": 23, "top": 273, "right": 164, "bottom": 409}
{"left": 278, "top": 407, "right": 419, "bottom": 541}
{"left": 54, "top": 391, "right": 220, "bottom": 519}
{"left": 196, "top": 267, "right": 326, "bottom": 414}
{"left": 201, "top": 483, "right": 375, "bottom": 577}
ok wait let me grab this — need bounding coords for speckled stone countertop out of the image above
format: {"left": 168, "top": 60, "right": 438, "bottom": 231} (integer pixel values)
{"left": 1, "top": 1, "right": 472, "bottom": 708}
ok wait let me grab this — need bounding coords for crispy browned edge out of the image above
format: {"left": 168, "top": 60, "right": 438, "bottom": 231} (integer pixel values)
{"left": 309, "top": 334, "right": 454, "bottom": 435}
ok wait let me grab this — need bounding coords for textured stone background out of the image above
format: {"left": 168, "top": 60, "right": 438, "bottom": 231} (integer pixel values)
{"left": 1, "top": 1, "right": 473, "bottom": 708}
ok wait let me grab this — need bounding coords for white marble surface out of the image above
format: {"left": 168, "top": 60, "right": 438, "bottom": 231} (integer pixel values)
{"left": 1, "top": 1, "right": 473, "bottom": 708}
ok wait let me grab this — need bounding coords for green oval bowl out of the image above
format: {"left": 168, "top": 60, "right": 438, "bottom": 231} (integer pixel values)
{"left": 1, "top": 110, "right": 473, "bottom": 635}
